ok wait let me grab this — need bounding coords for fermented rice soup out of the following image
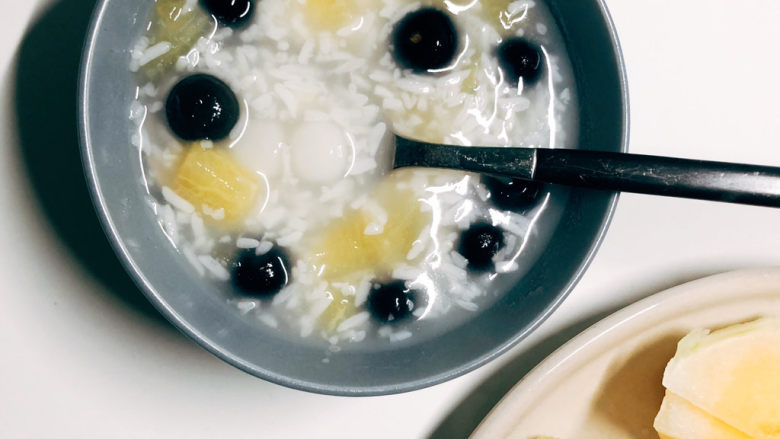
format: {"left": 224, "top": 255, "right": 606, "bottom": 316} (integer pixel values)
{"left": 128, "top": 0, "right": 578, "bottom": 348}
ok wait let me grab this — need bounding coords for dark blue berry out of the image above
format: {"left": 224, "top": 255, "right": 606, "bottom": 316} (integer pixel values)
{"left": 483, "top": 175, "right": 543, "bottom": 211}
{"left": 201, "top": 0, "right": 254, "bottom": 28}
{"left": 496, "top": 38, "right": 544, "bottom": 86}
{"left": 367, "top": 280, "right": 422, "bottom": 323}
{"left": 458, "top": 222, "right": 505, "bottom": 272}
{"left": 232, "top": 247, "right": 290, "bottom": 297}
{"left": 165, "top": 74, "right": 239, "bottom": 141}
{"left": 392, "top": 8, "right": 458, "bottom": 73}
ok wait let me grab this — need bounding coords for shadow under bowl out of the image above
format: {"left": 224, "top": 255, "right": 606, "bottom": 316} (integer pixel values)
{"left": 79, "top": 0, "right": 628, "bottom": 395}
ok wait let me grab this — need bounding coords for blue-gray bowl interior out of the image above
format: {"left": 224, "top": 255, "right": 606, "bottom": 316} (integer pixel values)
{"left": 80, "top": 0, "right": 628, "bottom": 395}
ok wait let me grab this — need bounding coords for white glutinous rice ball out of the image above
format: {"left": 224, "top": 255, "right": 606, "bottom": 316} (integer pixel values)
{"left": 230, "top": 119, "right": 285, "bottom": 179}
{"left": 290, "top": 121, "right": 353, "bottom": 184}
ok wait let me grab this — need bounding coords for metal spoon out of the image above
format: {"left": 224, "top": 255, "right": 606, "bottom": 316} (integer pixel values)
{"left": 392, "top": 136, "right": 780, "bottom": 208}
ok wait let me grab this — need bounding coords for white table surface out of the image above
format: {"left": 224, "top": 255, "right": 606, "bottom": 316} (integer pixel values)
{"left": 2, "top": 1, "right": 780, "bottom": 437}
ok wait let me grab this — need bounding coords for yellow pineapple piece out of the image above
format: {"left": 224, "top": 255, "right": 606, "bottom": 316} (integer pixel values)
{"left": 319, "top": 290, "right": 358, "bottom": 332}
{"left": 303, "top": 0, "right": 378, "bottom": 32}
{"left": 461, "top": 64, "right": 480, "bottom": 93}
{"left": 437, "top": 0, "right": 518, "bottom": 29}
{"left": 311, "top": 173, "right": 430, "bottom": 281}
{"left": 481, "top": 0, "right": 529, "bottom": 32}
{"left": 660, "top": 317, "right": 780, "bottom": 439}
{"left": 172, "top": 146, "right": 261, "bottom": 224}
{"left": 305, "top": 0, "right": 353, "bottom": 31}
{"left": 139, "top": 0, "right": 211, "bottom": 81}
{"left": 654, "top": 391, "right": 753, "bottom": 439}
{"left": 387, "top": 103, "right": 465, "bottom": 144}
{"left": 385, "top": 55, "right": 480, "bottom": 144}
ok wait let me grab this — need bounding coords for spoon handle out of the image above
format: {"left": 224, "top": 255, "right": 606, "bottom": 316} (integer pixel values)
{"left": 392, "top": 137, "right": 780, "bottom": 207}
{"left": 535, "top": 149, "right": 780, "bottom": 207}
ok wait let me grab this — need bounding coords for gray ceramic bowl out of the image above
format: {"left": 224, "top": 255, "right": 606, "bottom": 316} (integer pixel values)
{"left": 79, "top": 0, "right": 628, "bottom": 395}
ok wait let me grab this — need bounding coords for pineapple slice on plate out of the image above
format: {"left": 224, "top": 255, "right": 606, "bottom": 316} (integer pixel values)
{"left": 654, "top": 391, "right": 753, "bottom": 439}
{"left": 660, "top": 318, "right": 780, "bottom": 439}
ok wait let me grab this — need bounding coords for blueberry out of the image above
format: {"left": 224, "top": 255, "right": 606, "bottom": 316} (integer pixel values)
{"left": 496, "top": 38, "right": 544, "bottom": 86}
{"left": 165, "top": 74, "right": 240, "bottom": 142}
{"left": 457, "top": 222, "right": 505, "bottom": 272}
{"left": 483, "top": 175, "right": 543, "bottom": 211}
{"left": 232, "top": 247, "right": 290, "bottom": 297}
{"left": 391, "top": 8, "right": 458, "bottom": 73}
{"left": 367, "top": 280, "right": 422, "bottom": 323}
{"left": 200, "top": 0, "right": 254, "bottom": 28}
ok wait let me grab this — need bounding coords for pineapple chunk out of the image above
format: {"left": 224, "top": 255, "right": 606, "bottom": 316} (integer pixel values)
{"left": 311, "top": 174, "right": 430, "bottom": 281}
{"left": 319, "top": 290, "right": 358, "bottom": 332}
{"left": 172, "top": 146, "right": 262, "bottom": 224}
{"left": 660, "top": 318, "right": 780, "bottom": 439}
{"left": 303, "top": 0, "right": 374, "bottom": 32}
{"left": 305, "top": 0, "right": 354, "bottom": 31}
{"left": 461, "top": 64, "right": 480, "bottom": 94}
{"left": 387, "top": 104, "right": 465, "bottom": 144}
{"left": 139, "top": 0, "right": 211, "bottom": 81}
{"left": 437, "top": 0, "right": 525, "bottom": 30}
{"left": 481, "top": 0, "right": 529, "bottom": 31}
{"left": 654, "top": 391, "right": 753, "bottom": 439}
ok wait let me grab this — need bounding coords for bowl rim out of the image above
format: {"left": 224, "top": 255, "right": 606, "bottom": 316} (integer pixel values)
{"left": 78, "top": 0, "right": 630, "bottom": 395}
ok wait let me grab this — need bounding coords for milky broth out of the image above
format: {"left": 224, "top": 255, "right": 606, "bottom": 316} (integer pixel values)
{"left": 128, "top": 0, "right": 578, "bottom": 349}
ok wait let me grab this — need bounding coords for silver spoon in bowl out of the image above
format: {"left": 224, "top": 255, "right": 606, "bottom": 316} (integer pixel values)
{"left": 392, "top": 136, "right": 780, "bottom": 208}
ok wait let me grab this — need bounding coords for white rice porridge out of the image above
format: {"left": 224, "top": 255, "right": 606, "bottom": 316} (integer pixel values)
{"left": 128, "top": 0, "right": 578, "bottom": 347}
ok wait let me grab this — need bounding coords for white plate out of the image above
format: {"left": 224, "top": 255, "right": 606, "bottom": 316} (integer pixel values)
{"left": 471, "top": 268, "right": 780, "bottom": 439}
